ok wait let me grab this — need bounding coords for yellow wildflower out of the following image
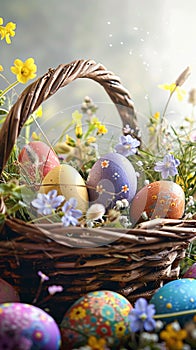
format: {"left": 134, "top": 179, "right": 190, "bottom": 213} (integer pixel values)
{"left": 97, "top": 124, "right": 108, "bottom": 135}
{"left": 158, "top": 83, "right": 186, "bottom": 101}
{"left": 69, "top": 306, "right": 86, "bottom": 320}
{"left": 75, "top": 124, "right": 83, "bottom": 138}
{"left": 88, "top": 335, "right": 106, "bottom": 350}
{"left": 66, "top": 134, "right": 76, "bottom": 147}
{"left": 31, "top": 132, "right": 41, "bottom": 141}
{"left": 176, "top": 173, "right": 195, "bottom": 191}
{"left": 91, "top": 116, "right": 101, "bottom": 127}
{"left": 35, "top": 105, "right": 42, "bottom": 118}
{"left": 0, "top": 18, "right": 16, "bottom": 44}
{"left": 86, "top": 136, "right": 96, "bottom": 144}
{"left": 0, "top": 64, "right": 3, "bottom": 72}
{"left": 153, "top": 111, "right": 160, "bottom": 120}
{"left": 72, "top": 110, "right": 82, "bottom": 124}
{"left": 160, "top": 323, "right": 187, "bottom": 350}
{"left": 10, "top": 58, "right": 37, "bottom": 84}
{"left": 115, "top": 321, "right": 126, "bottom": 337}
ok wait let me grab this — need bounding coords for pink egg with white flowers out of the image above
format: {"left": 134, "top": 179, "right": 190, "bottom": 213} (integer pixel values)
{"left": 0, "top": 303, "right": 61, "bottom": 349}
{"left": 19, "top": 141, "right": 60, "bottom": 183}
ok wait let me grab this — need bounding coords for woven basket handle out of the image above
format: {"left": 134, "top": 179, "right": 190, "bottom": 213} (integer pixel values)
{"left": 0, "top": 58, "right": 139, "bottom": 174}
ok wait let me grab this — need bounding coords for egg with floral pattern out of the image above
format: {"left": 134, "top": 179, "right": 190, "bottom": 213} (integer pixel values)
{"left": 60, "top": 290, "right": 133, "bottom": 349}
{"left": 130, "top": 180, "right": 185, "bottom": 225}
{"left": 86, "top": 152, "right": 137, "bottom": 209}
{"left": 0, "top": 303, "right": 61, "bottom": 349}
{"left": 0, "top": 278, "right": 20, "bottom": 303}
{"left": 150, "top": 279, "right": 196, "bottom": 326}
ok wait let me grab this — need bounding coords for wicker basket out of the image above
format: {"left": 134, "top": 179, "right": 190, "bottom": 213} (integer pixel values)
{"left": 0, "top": 59, "right": 195, "bottom": 324}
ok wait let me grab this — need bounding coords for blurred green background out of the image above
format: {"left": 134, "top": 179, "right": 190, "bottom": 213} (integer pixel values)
{"left": 1, "top": 0, "right": 196, "bottom": 138}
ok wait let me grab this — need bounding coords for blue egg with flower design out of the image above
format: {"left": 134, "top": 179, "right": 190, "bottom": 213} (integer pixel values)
{"left": 0, "top": 303, "right": 61, "bottom": 349}
{"left": 60, "top": 290, "right": 133, "bottom": 349}
{"left": 150, "top": 279, "right": 196, "bottom": 326}
{"left": 86, "top": 152, "right": 137, "bottom": 209}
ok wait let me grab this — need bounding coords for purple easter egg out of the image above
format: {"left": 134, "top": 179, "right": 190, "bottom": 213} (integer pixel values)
{"left": 0, "top": 303, "right": 61, "bottom": 349}
{"left": 183, "top": 263, "right": 196, "bottom": 278}
{"left": 86, "top": 152, "right": 137, "bottom": 209}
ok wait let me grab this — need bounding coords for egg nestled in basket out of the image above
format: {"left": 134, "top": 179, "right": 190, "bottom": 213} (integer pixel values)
{"left": 19, "top": 141, "right": 60, "bottom": 182}
{"left": 0, "top": 303, "right": 61, "bottom": 349}
{"left": 40, "top": 164, "right": 89, "bottom": 212}
{"left": 60, "top": 290, "right": 132, "bottom": 350}
{"left": 86, "top": 152, "right": 137, "bottom": 209}
{"left": 130, "top": 180, "right": 185, "bottom": 225}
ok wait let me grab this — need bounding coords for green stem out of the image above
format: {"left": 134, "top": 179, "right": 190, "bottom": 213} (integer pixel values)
{"left": 0, "top": 80, "right": 19, "bottom": 98}
{"left": 161, "top": 87, "right": 176, "bottom": 122}
{"left": 154, "top": 308, "right": 196, "bottom": 319}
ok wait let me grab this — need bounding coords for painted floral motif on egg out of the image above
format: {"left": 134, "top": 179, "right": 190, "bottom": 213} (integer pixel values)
{"left": 60, "top": 290, "right": 133, "bottom": 350}
{"left": 130, "top": 180, "right": 185, "bottom": 225}
{"left": 86, "top": 153, "right": 137, "bottom": 209}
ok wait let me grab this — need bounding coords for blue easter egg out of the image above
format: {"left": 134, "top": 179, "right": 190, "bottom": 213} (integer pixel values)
{"left": 86, "top": 152, "right": 137, "bottom": 209}
{"left": 150, "top": 279, "right": 196, "bottom": 326}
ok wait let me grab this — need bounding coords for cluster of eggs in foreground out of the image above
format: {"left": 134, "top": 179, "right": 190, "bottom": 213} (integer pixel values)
{"left": 19, "top": 140, "right": 185, "bottom": 222}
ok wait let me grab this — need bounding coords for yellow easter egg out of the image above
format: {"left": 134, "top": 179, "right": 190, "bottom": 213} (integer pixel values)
{"left": 40, "top": 164, "right": 89, "bottom": 212}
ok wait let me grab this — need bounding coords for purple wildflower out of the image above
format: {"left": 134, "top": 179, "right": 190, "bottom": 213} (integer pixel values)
{"left": 154, "top": 154, "right": 180, "bottom": 179}
{"left": 38, "top": 271, "right": 49, "bottom": 282}
{"left": 129, "top": 298, "right": 156, "bottom": 332}
{"left": 48, "top": 285, "right": 63, "bottom": 295}
{"left": 31, "top": 189, "right": 65, "bottom": 215}
{"left": 115, "top": 135, "right": 140, "bottom": 157}
{"left": 61, "top": 197, "right": 82, "bottom": 227}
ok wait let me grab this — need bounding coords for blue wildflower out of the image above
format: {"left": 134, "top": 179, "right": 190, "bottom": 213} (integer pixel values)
{"left": 115, "top": 135, "right": 140, "bottom": 157}
{"left": 31, "top": 190, "right": 65, "bottom": 215}
{"left": 61, "top": 197, "right": 82, "bottom": 227}
{"left": 129, "top": 298, "right": 156, "bottom": 332}
{"left": 154, "top": 154, "right": 180, "bottom": 179}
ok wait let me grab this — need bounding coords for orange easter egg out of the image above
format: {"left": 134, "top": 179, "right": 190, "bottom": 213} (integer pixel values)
{"left": 130, "top": 180, "right": 185, "bottom": 225}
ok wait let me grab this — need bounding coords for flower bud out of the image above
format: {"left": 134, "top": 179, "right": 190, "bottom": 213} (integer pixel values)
{"left": 175, "top": 66, "right": 191, "bottom": 87}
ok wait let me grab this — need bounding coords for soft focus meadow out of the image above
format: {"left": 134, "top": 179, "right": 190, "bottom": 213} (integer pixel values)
{"left": 0, "top": 12, "right": 196, "bottom": 350}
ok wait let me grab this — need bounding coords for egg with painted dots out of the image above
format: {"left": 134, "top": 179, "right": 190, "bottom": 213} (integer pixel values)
{"left": 86, "top": 152, "right": 137, "bottom": 209}
{"left": 60, "top": 290, "right": 133, "bottom": 350}
{"left": 130, "top": 180, "right": 185, "bottom": 225}
{"left": 0, "top": 303, "right": 61, "bottom": 349}
{"left": 150, "top": 279, "right": 196, "bottom": 326}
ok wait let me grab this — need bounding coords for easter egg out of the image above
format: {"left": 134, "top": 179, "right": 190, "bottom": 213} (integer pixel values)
{"left": 19, "top": 141, "right": 60, "bottom": 182}
{"left": 183, "top": 263, "right": 196, "bottom": 278}
{"left": 60, "top": 290, "right": 133, "bottom": 349}
{"left": 130, "top": 180, "right": 185, "bottom": 225}
{"left": 0, "top": 278, "right": 20, "bottom": 303}
{"left": 150, "top": 279, "right": 196, "bottom": 326}
{"left": 86, "top": 152, "right": 137, "bottom": 209}
{"left": 40, "top": 164, "right": 88, "bottom": 212}
{"left": 0, "top": 303, "right": 61, "bottom": 349}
